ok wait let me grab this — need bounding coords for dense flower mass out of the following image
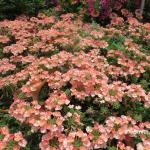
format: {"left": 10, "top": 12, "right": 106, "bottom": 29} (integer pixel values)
{"left": 0, "top": 13, "right": 150, "bottom": 149}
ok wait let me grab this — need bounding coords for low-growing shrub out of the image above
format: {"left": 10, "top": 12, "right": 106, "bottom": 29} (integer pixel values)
{"left": 0, "top": 13, "right": 150, "bottom": 149}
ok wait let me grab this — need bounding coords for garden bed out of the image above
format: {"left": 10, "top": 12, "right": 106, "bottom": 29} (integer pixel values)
{"left": 0, "top": 13, "right": 150, "bottom": 149}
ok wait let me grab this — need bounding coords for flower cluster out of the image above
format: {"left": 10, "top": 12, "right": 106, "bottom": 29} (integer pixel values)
{"left": 9, "top": 98, "right": 64, "bottom": 134}
{"left": 0, "top": 126, "right": 27, "bottom": 150}
{"left": 0, "top": 58, "right": 16, "bottom": 75}
{"left": 107, "top": 50, "right": 147, "bottom": 77}
{"left": 45, "top": 91, "right": 70, "bottom": 111}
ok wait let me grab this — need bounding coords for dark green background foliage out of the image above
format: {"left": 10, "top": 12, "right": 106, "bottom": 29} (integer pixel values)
{"left": 144, "top": 0, "right": 150, "bottom": 22}
{"left": 0, "top": 0, "right": 45, "bottom": 20}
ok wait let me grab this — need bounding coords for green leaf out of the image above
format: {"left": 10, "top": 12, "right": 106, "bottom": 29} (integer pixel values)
{"left": 112, "top": 102, "right": 121, "bottom": 110}
{"left": 133, "top": 114, "right": 142, "bottom": 122}
{"left": 109, "top": 89, "right": 117, "bottom": 96}
{"left": 108, "top": 146, "right": 118, "bottom": 150}
{"left": 4, "top": 140, "right": 17, "bottom": 150}
{"left": 38, "top": 82, "right": 50, "bottom": 105}
{"left": 65, "top": 89, "right": 71, "bottom": 96}
{"left": 73, "top": 137, "right": 83, "bottom": 148}
{"left": 114, "top": 123, "right": 121, "bottom": 131}
{"left": 0, "top": 133, "right": 4, "bottom": 140}
{"left": 92, "top": 129, "right": 101, "bottom": 141}
{"left": 18, "top": 92, "right": 27, "bottom": 99}
{"left": 49, "top": 137, "right": 59, "bottom": 148}
{"left": 47, "top": 117, "right": 56, "bottom": 125}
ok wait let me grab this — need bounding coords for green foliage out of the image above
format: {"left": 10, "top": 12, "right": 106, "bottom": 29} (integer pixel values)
{"left": 128, "top": 67, "right": 150, "bottom": 92}
{"left": 0, "top": 48, "right": 4, "bottom": 59}
{"left": 49, "top": 137, "right": 59, "bottom": 148}
{"left": 64, "top": 89, "right": 71, "bottom": 96}
{"left": 38, "top": 82, "right": 50, "bottom": 105}
{"left": 112, "top": 102, "right": 121, "bottom": 110}
{"left": 107, "top": 146, "right": 118, "bottom": 150}
{"left": 0, "top": 113, "right": 20, "bottom": 132}
{"left": 0, "top": 84, "right": 15, "bottom": 109}
{"left": 107, "top": 35, "right": 125, "bottom": 50}
{"left": 23, "top": 132, "right": 42, "bottom": 150}
{"left": 0, "top": 133, "right": 4, "bottom": 140}
{"left": 73, "top": 137, "right": 83, "bottom": 148}
{"left": 4, "top": 140, "right": 17, "bottom": 150}
{"left": 59, "top": 0, "right": 83, "bottom": 13}
{"left": 92, "top": 129, "right": 101, "bottom": 141}
{"left": 18, "top": 92, "right": 27, "bottom": 99}
{"left": 0, "top": 0, "right": 45, "bottom": 20}
{"left": 134, "top": 136, "right": 142, "bottom": 144}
